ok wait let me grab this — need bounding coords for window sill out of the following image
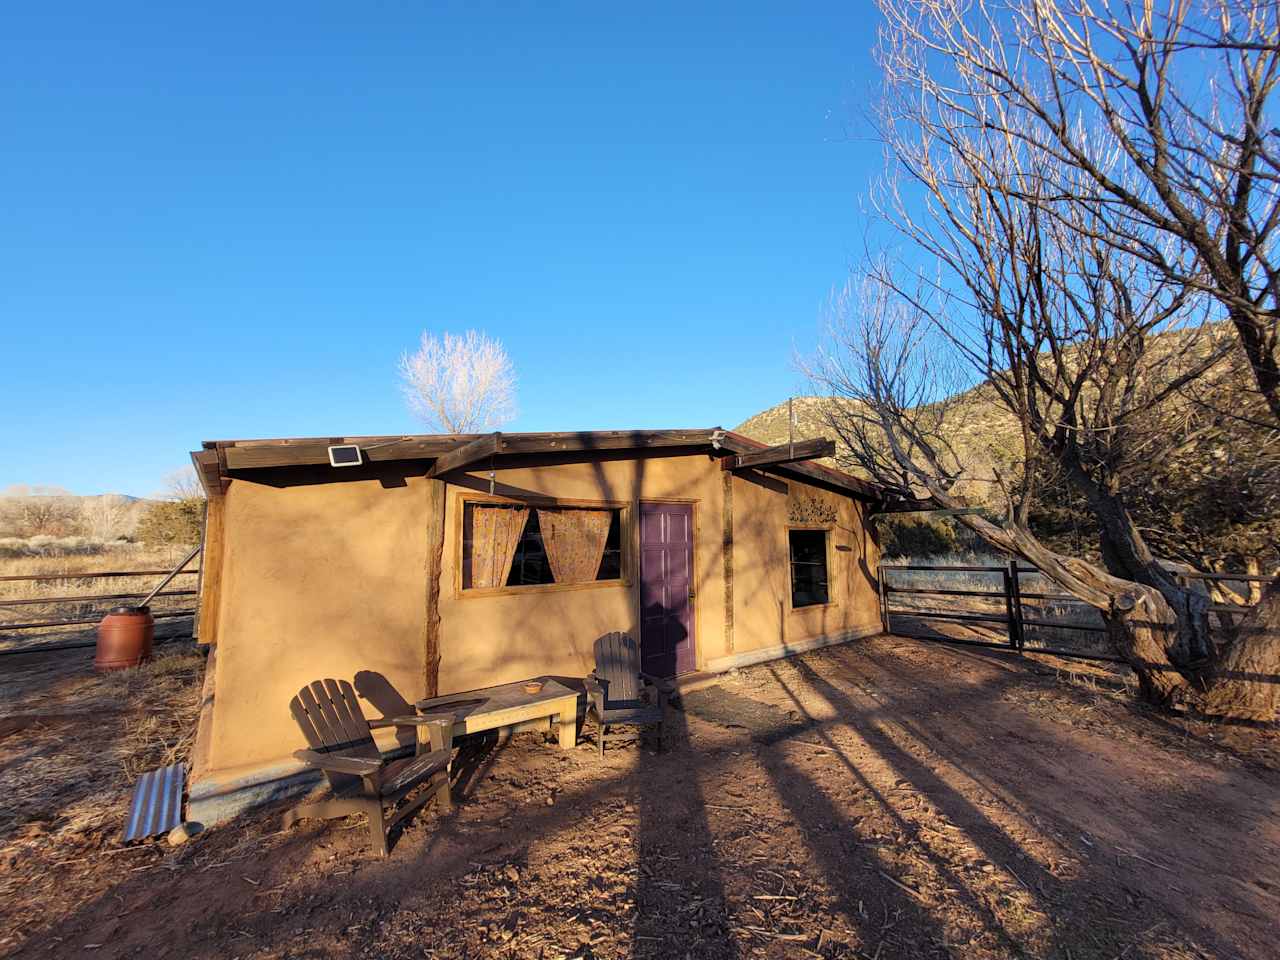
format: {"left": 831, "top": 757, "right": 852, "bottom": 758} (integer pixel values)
{"left": 789, "top": 600, "right": 840, "bottom": 613}
{"left": 459, "top": 578, "right": 629, "bottom": 600}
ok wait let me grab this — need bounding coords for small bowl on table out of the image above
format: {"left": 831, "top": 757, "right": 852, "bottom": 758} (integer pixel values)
{"left": 523, "top": 680, "right": 544, "bottom": 695}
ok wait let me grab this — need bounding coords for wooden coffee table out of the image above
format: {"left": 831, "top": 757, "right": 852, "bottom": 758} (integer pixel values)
{"left": 415, "top": 677, "right": 581, "bottom": 750}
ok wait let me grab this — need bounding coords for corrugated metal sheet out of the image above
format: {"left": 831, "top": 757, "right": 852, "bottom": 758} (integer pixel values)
{"left": 123, "top": 762, "right": 185, "bottom": 842}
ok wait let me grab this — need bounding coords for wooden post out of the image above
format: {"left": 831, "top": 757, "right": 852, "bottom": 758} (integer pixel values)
{"left": 1009, "top": 559, "right": 1026, "bottom": 651}
{"left": 721, "top": 471, "right": 734, "bottom": 655}
{"left": 1002, "top": 559, "right": 1024, "bottom": 650}
{"left": 194, "top": 490, "right": 226, "bottom": 646}
{"left": 877, "top": 562, "right": 889, "bottom": 633}
{"left": 423, "top": 478, "right": 448, "bottom": 699}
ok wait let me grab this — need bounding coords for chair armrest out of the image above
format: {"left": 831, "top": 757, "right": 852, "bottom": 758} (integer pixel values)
{"left": 368, "top": 715, "right": 451, "bottom": 730}
{"left": 583, "top": 673, "right": 606, "bottom": 711}
{"left": 639, "top": 671, "right": 672, "bottom": 692}
{"left": 638, "top": 673, "right": 671, "bottom": 710}
{"left": 292, "top": 749, "right": 382, "bottom": 776}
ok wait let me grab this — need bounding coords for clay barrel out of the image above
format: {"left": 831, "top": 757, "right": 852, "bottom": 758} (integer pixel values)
{"left": 95, "top": 606, "right": 155, "bottom": 671}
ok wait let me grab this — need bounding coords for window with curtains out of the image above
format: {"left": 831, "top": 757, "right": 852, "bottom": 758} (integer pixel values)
{"left": 788, "top": 528, "right": 830, "bottom": 607}
{"left": 461, "top": 502, "right": 623, "bottom": 591}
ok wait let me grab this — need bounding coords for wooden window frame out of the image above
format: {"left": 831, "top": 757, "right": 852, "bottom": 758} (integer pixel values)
{"left": 786, "top": 524, "right": 838, "bottom": 612}
{"left": 453, "top": 491, "right": 633, "bottom": 599}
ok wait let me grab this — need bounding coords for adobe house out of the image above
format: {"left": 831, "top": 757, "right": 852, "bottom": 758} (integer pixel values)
{"left": 186, "top": 428, "right": 885, "bottom": 824}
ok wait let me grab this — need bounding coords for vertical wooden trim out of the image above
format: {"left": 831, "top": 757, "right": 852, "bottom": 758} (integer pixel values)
{"left": 190, "top": 645, "right": 218, "bottom": 777}
{"left": 423, "top": 478, "right": 448, "bottom": 698}
{"left": 194, "top": 489, "right": 226, "bottom": 646}
{"left": 721, "top": 471, "right": 734, "bottom": 654}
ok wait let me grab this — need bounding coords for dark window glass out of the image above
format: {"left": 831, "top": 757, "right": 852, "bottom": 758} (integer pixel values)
{"left": 789, "top": 529, "right": 829, "bottom": 607}
{"left": 506, "top": 510, "right": 555, "bottom": 586}
{"left": 596, "top": 510, "right": 623, "bottom": 581}
{"left": 461, "top": 503, "right": 624, "bottom": 589}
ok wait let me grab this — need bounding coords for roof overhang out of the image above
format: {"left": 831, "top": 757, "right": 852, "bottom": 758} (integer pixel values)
{"left": 190, "top": 427, "right": 882, "bottom": 501}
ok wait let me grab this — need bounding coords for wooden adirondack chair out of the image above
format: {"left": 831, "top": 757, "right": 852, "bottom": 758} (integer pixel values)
{"left": 283, "top": 679, "right": 454, "bottom": 857}
{"left": 583, "top": 632, "right": 666, "bottom": 758}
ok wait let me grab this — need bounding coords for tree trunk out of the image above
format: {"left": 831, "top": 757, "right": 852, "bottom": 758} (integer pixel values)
{"left": 1198, "top": 582, "right": 1280, "bottom": 721}
{"left": 1102, "top": 587, "right": 1188, "bottom": 707}
{"left": 1082, "top": 479, "right": 1212, "bottom": 662}
{"left": 934, "top": 491, "right": 1277, "bottom": 718}
{"left": 953, "top": 510, "right": 1192, "bottom": 707}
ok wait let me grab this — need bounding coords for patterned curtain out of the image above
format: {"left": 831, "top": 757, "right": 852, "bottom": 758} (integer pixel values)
{"left": 471, "top": 505, "right": 529, "bottom": 588}
{"left": 538, "top": 509, "right": 613, "bottom": 584}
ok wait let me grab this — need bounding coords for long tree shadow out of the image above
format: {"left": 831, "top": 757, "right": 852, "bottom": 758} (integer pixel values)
{"left": 789, "top": 643, "right": 1271, "bottom": 959}
{"left": 682, "top": 680, "right": 1032, "bottom": 957}
{"left": 631, "top": 664, "right": 740, "bottom": 956}
{"left": 13, "top": 639, "right": 1276, "bottom": 959}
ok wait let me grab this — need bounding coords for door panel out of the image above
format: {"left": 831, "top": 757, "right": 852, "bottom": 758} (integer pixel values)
{"left": 638, "top": 502, "right": 695, "bottom": 677}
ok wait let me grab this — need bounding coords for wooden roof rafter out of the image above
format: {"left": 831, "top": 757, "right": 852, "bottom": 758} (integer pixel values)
{"left": 720, "top": 437, "right": 836, "bottom": 471}
{"left": 206, "top": 429, "right": 722, "bottom": 472}
{"left": 190, "top": 426, "right": 884, "bottom": 500}
{"left": 426, "top": 432, "right": 506, "bottom": 478}
{"left": 711, "top": 430, "right": 879, "bottom": 500}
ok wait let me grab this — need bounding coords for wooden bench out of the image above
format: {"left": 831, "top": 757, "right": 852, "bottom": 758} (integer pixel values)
{"left": 415, "top": 678, "right": 581, "bottom": 750}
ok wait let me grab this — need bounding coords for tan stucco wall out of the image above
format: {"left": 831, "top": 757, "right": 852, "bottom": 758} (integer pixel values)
{"left": 202, "top": 452, "right": 881, "bottom": 777}
{"left": 207, "top": 476, "right": 433, "bottom": 772}
{"left": 730, "top": 472, "right": 881, "bottom": 655}
{"left": 436, "top": 452, "right": 728, "bottom": 694}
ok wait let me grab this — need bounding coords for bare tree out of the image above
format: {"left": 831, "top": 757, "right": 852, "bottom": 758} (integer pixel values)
{"left": 161, "top": 467, "right": 205, "bottom": 503}
{"left": 398, "top": 330, "right": 517, "bottom": 434}
{"left": 0, "top": 493, "right": 80, "bottom": 538}
{"left": 827, "top": 0, "right": 1280, "bottom": 720}
{"left": 79, "top": 495, "right": 132, "bottom": 541}
{"left": 875, "top": 0, "right": 1280, "bottom": 423}
{"left": 811, "top": 278, "right": 1276, "bottom": 718}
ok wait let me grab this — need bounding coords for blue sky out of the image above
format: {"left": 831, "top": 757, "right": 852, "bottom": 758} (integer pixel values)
{"left": 1, "top": 2, "right": 881, "bottom": 497}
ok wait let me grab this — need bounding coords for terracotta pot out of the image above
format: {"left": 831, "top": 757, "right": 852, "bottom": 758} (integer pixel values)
{"left": 95, "top": 606, "right": 154, "bottom": 671}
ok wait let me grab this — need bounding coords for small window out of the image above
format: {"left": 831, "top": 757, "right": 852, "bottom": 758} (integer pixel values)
{"left": 462, "top": 502, "right": 623, "bottom": 591}
{"left": 789, "top": 529, "right": 829, "bottom": 607}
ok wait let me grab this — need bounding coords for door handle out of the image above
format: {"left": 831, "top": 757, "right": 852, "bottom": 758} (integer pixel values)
{"left": 688, "top": 589, "right": 696, "bottom": 600}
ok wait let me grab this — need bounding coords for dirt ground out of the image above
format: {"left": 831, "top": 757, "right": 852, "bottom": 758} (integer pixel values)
{"left": 1, "top": 635, "right": 1278, "bottom": 960}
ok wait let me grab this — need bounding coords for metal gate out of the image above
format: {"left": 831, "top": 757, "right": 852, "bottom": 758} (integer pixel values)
{"left": 878, "top": 561, "right": 1275, "bottom": 665}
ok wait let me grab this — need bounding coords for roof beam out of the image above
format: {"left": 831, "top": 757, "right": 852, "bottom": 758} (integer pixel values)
{"left": 713, "top": 431, "right": 879, "bottom": 499}
{"left": 723, "top": 437, "right": 836, "bottom": 471}
{"left": 426, "top": 432, "right": 506, "bottom": 479}
{"left": 215, "top": 429, "right": 720, "bottom": 471}
{"left": 190, "top": 449, "right": 228, "bottom": 497}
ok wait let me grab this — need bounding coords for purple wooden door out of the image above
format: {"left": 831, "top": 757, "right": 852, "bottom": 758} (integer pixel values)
{"left": 639, "top": 502, "right": 695, "bottom": 677}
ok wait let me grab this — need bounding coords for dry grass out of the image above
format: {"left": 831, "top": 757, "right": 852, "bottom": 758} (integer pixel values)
{"left": 0, "top": 545, "right": 199, "bottom": 651}
{"left": 0, "top": 645, "right": 205, "bottom": 849}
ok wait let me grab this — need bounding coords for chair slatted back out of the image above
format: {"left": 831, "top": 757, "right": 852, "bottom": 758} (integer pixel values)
{"left": 594, "top": 632, "right": 641, "bottom": 706}
{"left": 290, "top": 679, "right": 381, "bottom": 761}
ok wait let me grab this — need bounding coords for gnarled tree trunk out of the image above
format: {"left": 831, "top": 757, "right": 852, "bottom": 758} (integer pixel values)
{"left": 1198, "top": 583, "right": 1280, "bottom": 721}
{"left": 1101, "top": 589, "right": 1187, "bottom": 707}
{"left": 953, "top": 511, "right": 1193, "bottom": 707}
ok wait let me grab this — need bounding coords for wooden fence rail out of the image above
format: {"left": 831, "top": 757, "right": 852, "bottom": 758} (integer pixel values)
{"left": 879, "top": 561, "right": 1276, "bottom": 666}
{"left": 0, "top": 565, "right": 200, "bottom": 653}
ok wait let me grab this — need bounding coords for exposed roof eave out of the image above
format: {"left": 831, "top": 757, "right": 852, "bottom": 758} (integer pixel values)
{"left": 201, "top": 429, "right": 722, "bottom": 471}
{"left": 191, "top": 427, "right": 883, "bottom": 500}
{"left": 713, "top": 430, "right": 880, "bottom": 500}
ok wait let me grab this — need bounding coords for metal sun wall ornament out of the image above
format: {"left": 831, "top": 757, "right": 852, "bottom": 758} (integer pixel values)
{"left": 788, "top": 487, "right": 839, "bottom": 524}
